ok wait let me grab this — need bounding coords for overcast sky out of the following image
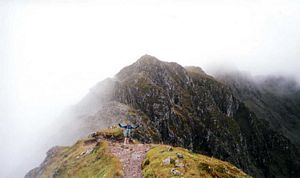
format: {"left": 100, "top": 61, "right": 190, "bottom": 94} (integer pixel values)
{"left": 1, "top": 0, "right": 300, "bottom": 177}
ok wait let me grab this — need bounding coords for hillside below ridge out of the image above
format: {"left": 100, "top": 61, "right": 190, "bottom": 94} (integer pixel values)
{"left": 215, "top": 72, "right": 300, "bottom": 149}
{"left": 36, "top": 55, "right": 300, "bottom": 178}
{"left": 25, "top": 127, "right": 251, "bottom": 178}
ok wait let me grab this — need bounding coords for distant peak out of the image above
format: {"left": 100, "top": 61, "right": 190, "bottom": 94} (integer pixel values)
{"left": 139, "top": 54, "right": 157, "bottom": 60}
{"left": 136, "top": 54, "right": 161, "bottom": 64}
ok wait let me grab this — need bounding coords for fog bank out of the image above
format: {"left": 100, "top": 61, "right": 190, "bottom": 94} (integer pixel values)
{"left": 1, "top": 0, "right": 300, "bottom": 177}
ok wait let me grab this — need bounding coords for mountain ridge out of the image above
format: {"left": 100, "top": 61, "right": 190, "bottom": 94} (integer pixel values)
{"left": 29, "top": 55, "right": 300, "bottom": 178}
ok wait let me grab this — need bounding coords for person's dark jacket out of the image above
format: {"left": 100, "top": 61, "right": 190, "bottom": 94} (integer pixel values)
{"left": 118, "top": 123, "right": 139, "bottom": 137}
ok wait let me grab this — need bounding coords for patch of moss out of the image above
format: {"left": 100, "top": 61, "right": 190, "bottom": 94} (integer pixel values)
{"left": 142, "top": 144, "right": 251, "bottom": 178}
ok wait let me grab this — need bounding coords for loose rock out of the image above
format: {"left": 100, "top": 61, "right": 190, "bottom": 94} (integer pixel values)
{"left": 175, "top": 162, "right": 185, "bottom": 168}
{"left": 175, "top": 159, "right": 185, "bottom": 168}
{"left": 162, "top": 157, "right": 171, "bottom": 165}
{"left": 176, "top": 153, "right": 184, "bottom": 159}
{"left": 167, "top": 146, "right": 173, "bottom": 152}
{"left": 170, "top": 168, "right": 183, "bottom": 176}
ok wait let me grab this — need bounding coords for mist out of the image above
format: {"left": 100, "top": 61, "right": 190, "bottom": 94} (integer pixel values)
{"left": 1, "top": 0, "right": 300, "bottom": 177}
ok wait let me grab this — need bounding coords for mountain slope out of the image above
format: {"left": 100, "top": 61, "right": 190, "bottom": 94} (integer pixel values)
{"left": 215, "top": 73, "right": 300, "bottom": 149}
{"left": 26, "top": 127, "right": 251, "bottom": 178}
{"left": 44, "top": 55, "right": 299, "bottom": 177}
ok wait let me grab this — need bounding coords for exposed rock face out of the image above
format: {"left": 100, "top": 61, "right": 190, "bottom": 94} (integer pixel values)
{"left": 57, "top": 55, "right": 299, "bottom": 177}
{"left": 216, "top": 73, "right": 300, "bottom": 149}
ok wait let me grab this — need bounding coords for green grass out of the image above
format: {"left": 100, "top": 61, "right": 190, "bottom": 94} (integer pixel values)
{"left": 28, "top": 140, "right": 123, "bottom": 178}
{"left": 27, "top": 126, "right": 252, "bottom": 178}
{"left": 142, "top": 144, "right": 252, "bottom": 178}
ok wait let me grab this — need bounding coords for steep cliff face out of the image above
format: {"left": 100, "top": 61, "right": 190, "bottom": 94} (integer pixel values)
{"left": 57, "top": 55, "right": 299, "bottom": 177}
{"left": 216, "top": 73, "right": 300, "bottom": 149}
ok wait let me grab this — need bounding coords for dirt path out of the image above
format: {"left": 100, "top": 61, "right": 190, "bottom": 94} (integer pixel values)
{"left": 109, "top": 143, "right": 150, "bottom": 178}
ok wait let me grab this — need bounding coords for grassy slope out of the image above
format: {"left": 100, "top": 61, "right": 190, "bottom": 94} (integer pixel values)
{"left": 142, "top": 144, "right": 251, "bottom": 178}
{"left": 27, "top": 126, "right": 251, "bottom": 178}
{"left": 27, "top": 140, "right": 123, "bottom": 178}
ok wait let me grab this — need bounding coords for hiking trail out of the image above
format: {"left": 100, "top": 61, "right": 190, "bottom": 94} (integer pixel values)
{"left": 109, "top": 143, "right": 150, "bottom": 178}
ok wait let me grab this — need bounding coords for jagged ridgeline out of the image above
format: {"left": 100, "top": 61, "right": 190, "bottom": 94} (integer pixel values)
{"left": 35, "top": 55, "right": 300, "bottom": 178}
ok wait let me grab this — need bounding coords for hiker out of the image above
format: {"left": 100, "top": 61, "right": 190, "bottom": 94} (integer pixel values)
{"left": 118, "top": 121, "right": 139, "bottom": 145}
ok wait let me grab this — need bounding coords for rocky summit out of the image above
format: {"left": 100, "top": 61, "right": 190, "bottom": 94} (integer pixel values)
{"left": 28, "top": 55, "right": 300, "bottom": 178}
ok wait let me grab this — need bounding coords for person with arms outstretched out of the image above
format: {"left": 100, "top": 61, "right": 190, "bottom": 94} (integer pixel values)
{"left": 118, "top": 121, "right": 139, "bottom": 145}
